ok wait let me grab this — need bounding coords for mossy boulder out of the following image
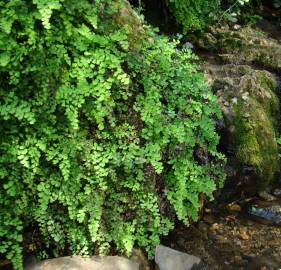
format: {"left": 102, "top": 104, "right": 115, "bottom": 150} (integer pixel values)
{"left": 204, "top": 63, "right": 280, "bottom": 190}
{"left": 200, "top": 26, "right": 281, "bottom": 71}
{"left": 113, "top": 0, "right": 147, "bottom": 48}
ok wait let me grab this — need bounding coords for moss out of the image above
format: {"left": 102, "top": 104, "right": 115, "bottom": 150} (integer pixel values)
{"left": 260, "top": 73, "right": 277, "bottom": 92}
{"left": 205, "top": 63, "right": 280, "bottom": 191}
{"left": 113, "top": 0, "right": 149, "bottom": 49}
{"left": 233, "top": 96, "right": 279, "bottom": 190}
{"left": 260, "top": 73, "right": 280, "bottom": 127}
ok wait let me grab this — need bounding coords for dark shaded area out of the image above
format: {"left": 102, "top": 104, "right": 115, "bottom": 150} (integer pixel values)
{"left": 129, "top": 0, "right": 181, "bottom": 34}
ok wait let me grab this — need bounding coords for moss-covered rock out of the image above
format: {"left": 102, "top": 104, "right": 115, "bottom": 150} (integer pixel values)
{"left": 234, "top": 93, "right": 279, "bottom": 190}
{"left": 200, "top": 26, "right": 281, "bottom": 71}
{"left": 113, "top": 0, "right": 151, "bottom": 48}
{"left": 204, "top": 63, "right": 280, "bottom": 190}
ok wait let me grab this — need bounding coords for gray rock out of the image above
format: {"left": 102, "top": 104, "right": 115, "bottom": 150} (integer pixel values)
{"left": 25, "top": 255, "right": 139, "bottom": 270}
{"left": 155, "top": 245, "right": 202, "bottom": 270}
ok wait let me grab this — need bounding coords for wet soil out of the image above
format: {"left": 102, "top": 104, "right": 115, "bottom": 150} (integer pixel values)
{"left": 163, "top": 201, "right": 281, "bottom": 269}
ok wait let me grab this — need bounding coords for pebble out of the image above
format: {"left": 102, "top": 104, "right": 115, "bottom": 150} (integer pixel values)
{"left": 205, "top": 208, "right": 212, "bottom": 214}
{"left": 233, "top": 24, "right": 241, "bottom": 30}
{"left": 239, "top": 230, "right": 250, "bottom": 240}
{"left": 227, "top": 203, "right": 241, "bottom": 212}
{"left": 211, "top": 223, "right": 220, "bottom": 231}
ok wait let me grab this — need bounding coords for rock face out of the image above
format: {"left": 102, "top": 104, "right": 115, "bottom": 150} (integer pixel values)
{"left": 25, "top": 256, "right": 139, "bottom": 270}
{"left": 206, "top": 64, "right": 279, "bottom": 190}
{"left": 200, "top": 25, "right": 281, "bottom": 71}
{"left": 155, "top": 245, "right": 202, "bottom": 270}
{"left": 200, "top": 25, "right": 281, "bottom": 192}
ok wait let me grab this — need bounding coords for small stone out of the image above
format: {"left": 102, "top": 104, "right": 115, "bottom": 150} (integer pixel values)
{"left": 155, "top": 245, "right": 202, "bottom": 270}
{"left": 227, "top": 203, "right": 241, "bottom": 212}
{"left": 231, "top": 97, "right": 238, "bottom": 104}
{"left": 205, "top": 208, "right": 212, "bottom": 214}
{"left": 210, "top": 223, "right": 220, "bottom": 231}
{"left": 239, "top": 229, "right": 249, "bottom": 240}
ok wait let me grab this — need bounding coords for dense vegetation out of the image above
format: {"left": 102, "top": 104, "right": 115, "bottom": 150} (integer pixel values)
{"left": 167, "top": 0, "right": 221, "bottom": 32}
{"left": 0, "top": 0, "right": 229, "bottom": 269}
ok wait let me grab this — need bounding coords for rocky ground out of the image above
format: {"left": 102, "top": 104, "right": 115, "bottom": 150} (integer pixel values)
{"left": 164, "top": 199, "right": 281, "bottom": 270}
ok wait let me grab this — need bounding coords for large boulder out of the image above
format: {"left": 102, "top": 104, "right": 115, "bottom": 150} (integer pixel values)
{"left": 25, "top": 256, "right": 139, "bottom": 270}
{"left": 199, "top": 25, "right": 281, "bottom": 193}
{"left": 204, "top": 62, "right": 280, "bottom": 191}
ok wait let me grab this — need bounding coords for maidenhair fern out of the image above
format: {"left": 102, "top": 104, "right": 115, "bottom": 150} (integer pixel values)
{"left": 0, "top": 0, "right": 224, "bottom": 269}
{"left": 167, "top": 0, "right": 220, "bottom": 32}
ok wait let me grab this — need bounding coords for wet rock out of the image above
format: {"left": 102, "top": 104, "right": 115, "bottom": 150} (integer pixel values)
{"left": 155, "top": 245, "right": 202, "bottom": 270}
{"left": 24, "top": 256, "right": 139, "bottom": 270}
{"left": 247, "top": 203, "right": 281, "bottom": 225}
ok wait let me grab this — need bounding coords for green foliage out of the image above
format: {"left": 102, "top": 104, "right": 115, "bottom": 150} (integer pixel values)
{"left": 167, "top": 0, "right": 220, "bottom": 32}
{"left": 0, "top": 0, "right": 224, "bottom": 269}
{"left": 273, "top": 0, "right": 281, "bottom": 8}
{"left": 166, "top": 0, "right": 261, "bottom": 32}
{"left": 222, "top": 0, "right": 258, "bottom": 24}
